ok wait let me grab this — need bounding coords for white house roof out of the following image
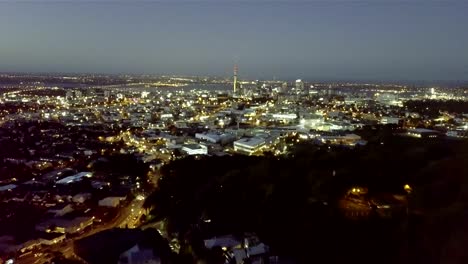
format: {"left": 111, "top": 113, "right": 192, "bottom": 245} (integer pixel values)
{"left": 0, "top": 184, "right": 17, "bottom": 192}
{"left": 56, "top": 172, "right": 92, "bottom": 184}
{"left": 204, "top": 235, "right": 241, "bottom": 249}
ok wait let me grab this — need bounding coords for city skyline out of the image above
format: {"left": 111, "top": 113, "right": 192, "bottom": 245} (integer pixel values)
{"left": 1, "top": 2, "right": 468, "bottom": 264}
{"left": 1, "top": 0, "right": 468, "bottom": 81}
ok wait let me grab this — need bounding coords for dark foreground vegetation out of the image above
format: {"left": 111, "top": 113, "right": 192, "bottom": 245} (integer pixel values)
{"left": 404, "top": 99, "right": 468, "bottom": 117}
{"left": 144, "top": 130, "right": 468, "bottom": 264}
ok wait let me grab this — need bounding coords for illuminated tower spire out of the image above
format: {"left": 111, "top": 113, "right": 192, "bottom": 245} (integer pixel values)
{"left": 233, "top": 64, "right": 238, "bottom": 95}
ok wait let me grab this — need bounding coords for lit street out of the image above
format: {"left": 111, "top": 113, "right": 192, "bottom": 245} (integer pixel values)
{"left": 0, "top": 2, "right": 467, "bottom": 263}
{"left": 15, "top": 198, "right": 146, "bottom": 264}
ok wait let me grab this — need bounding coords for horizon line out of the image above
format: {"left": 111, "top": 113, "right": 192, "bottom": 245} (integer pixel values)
{"left": 1, "top": 71, "right": 468, "bottom": 85}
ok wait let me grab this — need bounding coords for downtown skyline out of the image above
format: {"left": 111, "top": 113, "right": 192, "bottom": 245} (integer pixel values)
{"left": 1, "top": 2, "right": 468, "bottom": 264}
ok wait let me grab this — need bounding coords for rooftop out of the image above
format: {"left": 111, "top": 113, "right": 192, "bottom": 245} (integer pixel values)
{"left": 56, "top": 171, "right": 93, "bottom": 184}
{"left": 182, "top": 144, "right": 204, "bottom": 150}
{"left": 0, "top": 184, "right": 17, "bottom": 192}
{"left": 408, "top": 128, "right": 439, "bottom": 133}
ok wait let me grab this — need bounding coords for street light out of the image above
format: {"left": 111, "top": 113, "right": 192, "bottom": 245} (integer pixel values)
{"left": 404, "top": 184, "right": 412, "bottom": 216}
{"left": 404, "top": 184, "right": 412, "bottom": 194}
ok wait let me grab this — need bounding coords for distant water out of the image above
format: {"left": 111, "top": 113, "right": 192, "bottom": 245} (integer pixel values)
{"left": 0, "top": 82, "right": 233, "bottom": 92}
{"left": 112, "top": 83, "right": 232, "bottom": 92}
{"left": 0, "top": 82, "right": 92, "bottom": 89}
{"left": 155, "top": 83, "right": 231, "bottom": 92}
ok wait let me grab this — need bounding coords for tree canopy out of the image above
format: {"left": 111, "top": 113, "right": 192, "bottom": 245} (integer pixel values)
{"left": 144, "top": 134, "right": 468, "bottom": 264}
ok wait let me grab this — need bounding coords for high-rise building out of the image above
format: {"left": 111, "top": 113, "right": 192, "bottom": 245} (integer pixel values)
{"left": 281, "top": 82, "right": 288, "bottom": 93}
{"left": 256, "top": 80, "right": 262, "bottom": 93}
{"left": 328, "top": 85, "right": 334, "bottom": 97}
{"left": 65, "top": 90, "right": 73, "bottom": 100}
{"left": 233, "top": 64, "right": 238, "bottom": 95}
{"left": 295, "top": 79, "right": 305, "bottom": 95}
{"left": 66, "top": 90, "right": 83, "bottom": 100}
{"left": 295, "top": 79, "right": 304, "bottom": 90}
{"left": 75, "top": 90, "right": 83, "bottom": 98}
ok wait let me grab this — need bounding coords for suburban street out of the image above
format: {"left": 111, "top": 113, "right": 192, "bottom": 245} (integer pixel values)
{"left": 16, "top": 198, "right": 146, "bottom": 264}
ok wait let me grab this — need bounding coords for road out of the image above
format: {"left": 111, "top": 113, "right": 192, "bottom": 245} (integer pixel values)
{"left": 16, "top": 198, "right": 146, "bottom": 264}
{"left": 338, "top": 198, "right": 372, "bottom": 219}
{"left": 117, "top": 198, "right": 145, "bottom": 229}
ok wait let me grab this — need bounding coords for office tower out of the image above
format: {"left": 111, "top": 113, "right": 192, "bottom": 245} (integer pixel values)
{"left": 295, "top": 79, "right": 305, "bottom": 95}
{"left": 281, "top": 82, "right": 288, "bottom": 93}
{"left": 256, "top": 80, "right": 262, "bottom": 93}
{"left": 328, "top": 85, "right": 333, "bottom": 96}
{"left": 65, "top": 90, "right": 73, "bottom": 100}
{"left": 75, "top": 90, "right": 83, "bottom": 98}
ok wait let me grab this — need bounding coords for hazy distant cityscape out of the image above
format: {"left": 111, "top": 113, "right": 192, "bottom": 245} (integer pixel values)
{"left": 0, "top": 69, "right": 467, "bottom": 264}
{"left": 1, "top": 0, "right": 468, "bottom": 263}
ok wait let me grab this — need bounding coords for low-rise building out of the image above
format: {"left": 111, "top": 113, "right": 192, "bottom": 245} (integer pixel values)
{"left": 204, "top": 235, "right": 242, "bottom": 249}
{"left": 380, "top": 116, "right": 402, "bottom": 125}
{"left": 0, "top": 184, "right": 17, "bottom": 192}
{"left": 195, "top": 132, "right": 236, "bottom": 145}
{"left": 118, "top": 244, "right": 161, "bottom": 264}
{"left": 204, "top": 234, "right": 271, "bottom": 264}
{"left": 47, "top": 203, "right": 74, "bottom": 217}
{"left": 39, "top": 232, "right": 66, "bottom": 246}
{"left": 20, "top": 239, "right": 43, "bottom": 253}
{"left": 406, "top": 128, "right": 441, "bottom": 138}
{"left": 98, "top": 196, "right": 126, "bottom": 207}
{"left": 446, "top": 130, "right": 468, "bottom": 139}
{"left": 317, "top": 134, "right": 365, "bottom": 146}
{"left": 233, "top": 137, "right": 266, "bottom": 155}
{"left": 56, "top": 171, "right": 93, "bottom": 185}
{"left": 181, "top": 144, "right": 208, "bottom": 155}
{"left": 72, "top": 193, "right": 92, "bottom": 204}
{"left": 36, "top": 216, "right": 94, "bottom": 234}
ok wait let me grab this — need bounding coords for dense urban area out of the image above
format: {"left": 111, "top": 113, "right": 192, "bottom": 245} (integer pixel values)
{"left": 0, "top": 73, "right": 467, "bottom": 264}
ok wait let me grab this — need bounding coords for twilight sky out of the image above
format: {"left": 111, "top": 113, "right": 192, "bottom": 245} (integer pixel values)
{"left": 0, "top": 0, "right": 467, "bottom": 81}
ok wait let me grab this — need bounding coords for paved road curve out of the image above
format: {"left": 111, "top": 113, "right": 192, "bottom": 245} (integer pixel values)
{"left": 16, "top": 198, "right": 145, "bottom": 264}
